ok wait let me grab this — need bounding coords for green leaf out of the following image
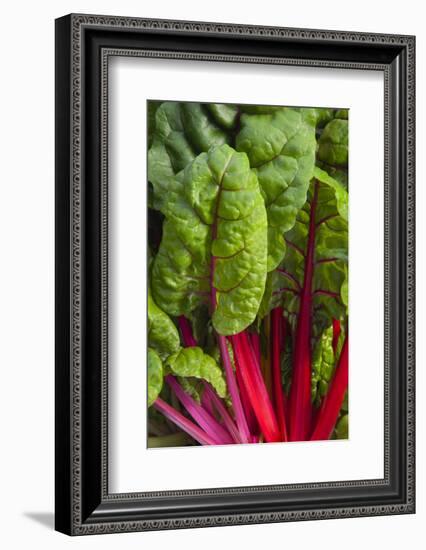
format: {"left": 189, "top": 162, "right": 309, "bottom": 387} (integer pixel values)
{"left": 334, "top": 109, "right": 349, "bottom": 120}
{"left": 341, "top": 267, "right": 348, "bottom": 312}
{"left": 180, "top": 103, "right": 229, "bottom": 153}
{"left": 148, "top": 348, "right": 163, "bottom": 406}
{"left": 304, "top": 107, "right": 335, "bottom": 127}
{"left": 312, "top": 326, "right": 335, "bottom": 404}
{"left": 313, "top": 166, "right": 348, "bottom": 221}
{"left": 148, "top": 102, "right": 230, "bottom": 212}
{"left": 317, "top": 118, "right": 348, "bottom": 167}
{"left": 335, "top": 413, "right": 349, "bottom": 439}
{"left": 148, "top": 289, "right": 181, "bottom": 360}
{"left": 240, "top": 104, "right": 283, "bottom": 115}
{"left": 148, "top": 102, "right": 193, "bottom": 212}
{"left": 236, "top": 108, "right": 316, "bottom": 270}
{"left": 178, "top": 377, "right": 205, "bottom": 403}
{"left": 151, "top": 144, "right": 268, "bottom": 335}
{"left": 165, "top": 347, "right": 227, "bottom": 398}
{"left": 257, "top": 270, "right": 284, "bottom": 323}
{"left": 147, "top": 100, "right": 162, "bottom": 148}
{"left": 188, "top": 304, "right": 210, "bottom": 348}
{"left": 206, "top": 103, "right": 239, "bottom": 129}
{"left": 281, "top": 330, "right": 293, "bottom": 395}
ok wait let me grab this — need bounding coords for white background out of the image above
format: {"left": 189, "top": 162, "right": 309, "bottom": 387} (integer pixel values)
{"left": 110, "top": 58, "right": 384, "bottom": 492}
{"left": 0, "top": 0, "right": 423, "bottom": 548}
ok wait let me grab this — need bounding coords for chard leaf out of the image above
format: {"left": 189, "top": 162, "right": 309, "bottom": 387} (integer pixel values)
{"left": 165, "top": 347, "right": 227, "bottom": 398}
{"left": 180, "top": 103, "right": 229, "bottom": 152}
{"left": 240, "top": 104, "right": 283, "bottom": 114}
{"left": 148, "top": 289, "right": 180, "bottom": 360}
{"left": 257, "top": 270, "right": 284, "bottom": 323}
{"left": 236, "top": 108, "right": 316, "bottom": 270}
{"left": 341, "top": 267, "right": 349, "bottom": 312}
{"left": 281, "top": 329, "right": 293, "bottom": 395}
{"left": 280, "top": 173, "right": 348, "bottom": 335}
{"left": 152, "top": 144, "right": 268, "bottom": 335}
{"left": 311, "top": 326, "right": 335, "bottom": 404}
{"left": 334, "top": 413, "right": 349, "bottom": 439}
{"left": 206, "top": 103, "right": 239, "bottom": 129}
{"left": 148, "top": 102, "right": 230, "bottom": 212}
{"left": 311, "top": 108, "right": 336, "bottom": 126}
{"left": 313, "top": 166, "right": 348, "bottom": 221}
{"left": 148, "top": 348, "right": 163, "bottom": 406}
{"left": 317, "top": 118, "right": 348, "bottom": 167}
{"left": 147, "top": 100, "right": 162, "bottom": 148}
{"left": 334, "top": 109, "right": 349, "bottom": 120}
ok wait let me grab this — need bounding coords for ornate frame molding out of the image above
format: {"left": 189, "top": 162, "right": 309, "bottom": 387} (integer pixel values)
{"left": 55, "top": 14, "right": 415, "bottom": 535}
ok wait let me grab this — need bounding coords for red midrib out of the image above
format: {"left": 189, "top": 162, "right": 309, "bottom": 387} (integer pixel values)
{"left": 210, "top": 153, "right": 251, "bottom": 443}
{"left": 289, "top": 181, "right": 319, "bottom": 441}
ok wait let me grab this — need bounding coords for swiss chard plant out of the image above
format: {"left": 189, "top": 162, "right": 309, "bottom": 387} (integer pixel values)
{"left": 147, "top": 101, "right": 348, "bottom": 446}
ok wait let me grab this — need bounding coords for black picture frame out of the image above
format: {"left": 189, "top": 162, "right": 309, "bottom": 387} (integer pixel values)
{"left": 55, "top": 13, "right": 415, "bottom": 535}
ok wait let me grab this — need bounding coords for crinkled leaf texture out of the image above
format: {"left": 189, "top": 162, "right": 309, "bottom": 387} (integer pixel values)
{"left": 151, "top": 143, "right": 268, "bottom": 335}
{"left": 148, "top": 102, "right": 230, "bottom": 212}
{"left": 148, "top": 348, "right": 163, "bottom": 407}
{"left": 165, "top": 347, "right": 227, "bottom": 398}
{"left": 148, "top": 289, "right": 181, "bottom": 360}
{"left": 317, "top": 118, "right": 349, "bottom": 167}
{"left": 236, "top": 108, "right": 317, "bottom": 271}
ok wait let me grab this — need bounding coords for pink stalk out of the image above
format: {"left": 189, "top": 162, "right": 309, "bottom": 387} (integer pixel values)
{"left": 178, "top": 316, "right": 197, "bottom": 347}
{"left": 250, "top": 332, "right": 261, "bottom": 366}
{"left": 311, "top": 337, "right": 349, "bottom": 441}
{"left": 235, "top": 361, "right": 259, "bottom": 436}
{"left": 271, "top": 307, "right": 288, "bottom": 441}
{"left": 201, "top": 387, "right": 216, "bottom": 417}
{"left": 153, "top": 398, "right": 217, "bottom": 445}
{"left": 289, "top": 181, "right": 319, "bottom": 441}
{"left": 166, "top": 375, "right": 233, "bottom": 445}
{"left": 217, "top": 334, "right": 251, "bottom": 443}
{"left": 231, "top": 332, "right": 281, "bottom": 443}
{"left": 203, "top": 382, "right": 242, "bottom": 444}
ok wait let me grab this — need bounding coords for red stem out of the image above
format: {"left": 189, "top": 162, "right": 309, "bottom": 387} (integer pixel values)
{"left": 166, "top": 375, "right": 233, "bottom": 444}
{"left": 289, "top": 181, "right": 319, "bottom": 441}
{"left": 202, "top": 382, "right": 242, "bottom": 444}
{"left": 153, "top": 398, "right": 217, "bottom": 446}
{"left": 178, "top": 316, "right": 197, "bottom": 347}
{"left": 201, "top": 386, "right": 215, "bottom": 417}
{"left": 217, "top": 334, "right": 251, "bottom": 443}
{"left": 311, "top": 336, "right": 348, "bottom": 441}
{"left": 235, "top": 360, "right": 259, "bottom": 436}
{"left": 271, "top": 308, "right": 288, "bottom": 441}
{"left": 231, "top": 332, "right": 281, "bottom": 443}
{"left": 332, "top": 319, "right": 341, "bottom": 353}
{"left": 250, "top": 332, "right": 261, "bottom": 366}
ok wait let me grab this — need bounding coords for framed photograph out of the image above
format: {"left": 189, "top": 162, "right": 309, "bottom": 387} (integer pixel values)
{"left": 55, "top": 14, "right": 415, "bottom": 535}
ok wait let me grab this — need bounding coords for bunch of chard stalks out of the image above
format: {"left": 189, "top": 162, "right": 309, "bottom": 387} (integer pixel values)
{"left": 153, "top": 274, "right": 348, "bottom": 446}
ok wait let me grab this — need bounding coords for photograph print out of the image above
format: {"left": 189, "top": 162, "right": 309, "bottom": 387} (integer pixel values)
{"left": 147, "top": 101, "right": 349, "bottom": 449}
